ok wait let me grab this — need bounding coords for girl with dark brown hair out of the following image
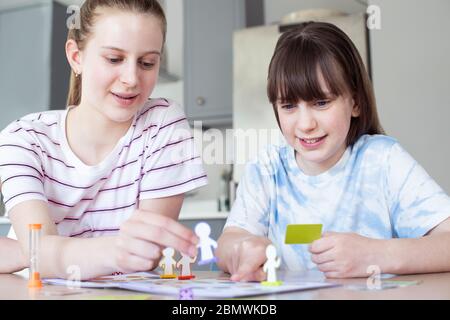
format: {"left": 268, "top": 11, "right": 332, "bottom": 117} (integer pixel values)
{"left": 217, "top": 22, "right": 450, "bottom": 280}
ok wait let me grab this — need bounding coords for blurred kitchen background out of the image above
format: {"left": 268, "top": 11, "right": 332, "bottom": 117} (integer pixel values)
{"left": 1, "top": 0, "right": 449, "bottom": 251}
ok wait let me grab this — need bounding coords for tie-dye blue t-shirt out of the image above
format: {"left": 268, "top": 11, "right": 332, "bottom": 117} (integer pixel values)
{"left": 225, "top": 134, "right": 450, "bottom": 271}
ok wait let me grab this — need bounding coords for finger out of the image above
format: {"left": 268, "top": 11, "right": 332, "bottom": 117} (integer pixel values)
{"left": 117, "top": 235, "right": 162, "bottom": 260}
{"left": 309, "top": 237, "right": 334, "bottom": 254}
{"left": 231, "top": 255, "right": 266, "bottom": 281}
{"left": 316, "top": 261, "right": 337, "bottom": 273}
{"left": 236, "top": 267, "right": 266, "bottom": 282}
{"left": 322, "top": 231, "right": 337, "bottom": 237}
{"left": 229, "top": 242, "right": 242, "bottom": 274}
{"left": 117, "top": 252, "right": 155, "bottom": 273}
{"left": 231, "top": 263, "right": 260, "bottom": 281}
{"left": 234, "top": 262, "right": 262, "bottom": 279}
{"left": 121, "top": 221, "right": 196, "bottom": 257}
{"left": 145, "top": 224, "right": 197, "bottom": 257}
{"left": 228, "top": 254, "right": 239, "bottom": 276}
{"left": 135, "top": 211, "right": 199, "bottom": 244}
{"left": 310, "top": 251, "right": 334, "bottom": 265}
{"left": 324, "top": 272, "right": 345, "bottom": 279}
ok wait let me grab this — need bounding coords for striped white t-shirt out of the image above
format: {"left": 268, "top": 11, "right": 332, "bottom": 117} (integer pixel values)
{"left": 0, "top": 98, "right": 208, "bottom": 238}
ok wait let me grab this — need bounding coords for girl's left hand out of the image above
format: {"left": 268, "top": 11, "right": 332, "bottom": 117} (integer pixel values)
{"left": 309, "top": 232, "right": 383, "bottom": 278}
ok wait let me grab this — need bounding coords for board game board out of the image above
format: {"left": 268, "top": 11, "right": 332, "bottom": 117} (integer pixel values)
{"left": 43, "top": 272, "right": 338, "bottom": 298}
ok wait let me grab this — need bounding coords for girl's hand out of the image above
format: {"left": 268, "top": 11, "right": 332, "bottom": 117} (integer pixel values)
{"left": 113, "top": 209, "right": 198, "bottom": 274}
{"left": 309, "top": 232, "right": 383, "bottom": 278}
{"left": 228, "top": 236, "right": 272, "bottom": 282}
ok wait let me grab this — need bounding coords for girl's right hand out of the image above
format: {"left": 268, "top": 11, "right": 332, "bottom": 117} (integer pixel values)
{"left": 227, "top": 236, "right": 272, "bottom": 282}
{"left": 113, "top": 209, "right": 199, "bottom": 274}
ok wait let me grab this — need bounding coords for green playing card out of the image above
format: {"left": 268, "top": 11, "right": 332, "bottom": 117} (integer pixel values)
{"left": 285, "top": 224, "right": 323, "bottom": 244}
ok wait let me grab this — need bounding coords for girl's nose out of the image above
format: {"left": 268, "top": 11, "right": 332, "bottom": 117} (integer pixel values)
{"left": 296, "top": 107, "right": 317, "bottom": 133}
{"left": 120, "top": 62, "right": 138, "bottom": 87}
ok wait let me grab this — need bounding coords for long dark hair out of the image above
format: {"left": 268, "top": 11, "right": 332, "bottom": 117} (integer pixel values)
{"left": 267, "top": 21, "right": 384, "bottom": 146}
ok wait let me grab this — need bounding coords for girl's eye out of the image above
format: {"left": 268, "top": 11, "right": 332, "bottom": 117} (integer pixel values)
{"left": 106, "top": 57, "right": 123, "bottom": 64}
{"left": 139, "top": 61, "right": 155, "bottom": 69}
{"left": 314, "top": 100, "right": 330, "bottom": 108}
{"left": 280, "top": 104, "right": 296, "bottom": 110}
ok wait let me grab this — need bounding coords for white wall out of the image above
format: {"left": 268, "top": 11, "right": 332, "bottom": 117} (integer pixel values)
{"left": 369, "top": 0, "right": 450, "bottom": 193}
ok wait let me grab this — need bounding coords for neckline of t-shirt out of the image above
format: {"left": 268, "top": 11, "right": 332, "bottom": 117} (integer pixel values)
{"left": 286, "top": 143, "right": 352, "bottom": 184}
{"left": 59, "top": 106, "right": 137, "bottom": 175}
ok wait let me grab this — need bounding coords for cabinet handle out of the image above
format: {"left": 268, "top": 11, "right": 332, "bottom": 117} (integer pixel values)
{"left": 196, "top": 96, "right": 206, "bottom": 106}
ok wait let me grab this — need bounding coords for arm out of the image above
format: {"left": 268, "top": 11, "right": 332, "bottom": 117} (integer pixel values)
{"left": 379, "top": 142, "right": 450, "bottom": 275}
{"left": 10, "top": 194, "right": 198, "bottom": 280}
{"left": 0, "top": 183, "right": 27, "bottom": 273}
{"left": 9, "top": 200, "right": 117, "bottom": 279}
{"left": 309, "top": 218, "right": 450, "bottom": 278}
{"left": 275, "top": 257, "right": 281, "bottom": 269}
{"left": 310, "top": 143, "right": 450, "bottom": 278}
{"left": 0, "top": 237, "right": 27, "bottom": 273}
{"left": 382, "top": 217, "right": 450, "bottom": 274}
{"left": 216, "top": 226, "right": 271, "bottom": 281}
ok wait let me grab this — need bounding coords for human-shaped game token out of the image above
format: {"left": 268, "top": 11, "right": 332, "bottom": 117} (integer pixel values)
{"left": 195, "top": 222, "right": 218, "bottom": 265}
{"left": 261, "top": 244, "right": 282, "bottom": 286}
{"left": 179, "top": 287, "right": 194, "bottom": 300}
{"left": 159, "top": 247, "right": 177, "bottom": 279}
{"left": 177, "top": 252, "right": 196, "bottom": 280}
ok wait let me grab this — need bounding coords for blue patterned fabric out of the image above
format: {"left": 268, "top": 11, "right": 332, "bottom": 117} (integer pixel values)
{"left": 225, "top": 134, "right": 450, "bottom": 271}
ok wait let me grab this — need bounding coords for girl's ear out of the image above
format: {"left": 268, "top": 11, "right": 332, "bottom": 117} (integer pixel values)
{"left": 351, "top": 96, "right": 360, "bottom": 117}
{"left": 65, "top": 39, "right": 83, "bottom": 75}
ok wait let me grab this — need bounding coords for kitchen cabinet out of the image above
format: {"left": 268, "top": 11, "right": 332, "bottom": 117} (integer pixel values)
{"left": 0, "top": 1, "right": 70, "bottom": 130}
{"left": 183, "top": 0, "right": 246, "bottom": 126}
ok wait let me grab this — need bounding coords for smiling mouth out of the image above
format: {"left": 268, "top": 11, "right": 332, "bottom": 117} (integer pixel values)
{"left": 299, "top": 136, "right": 327, "bottom": 144}
{"left": 112, "top": 92, "right": 139, "bottom": 100}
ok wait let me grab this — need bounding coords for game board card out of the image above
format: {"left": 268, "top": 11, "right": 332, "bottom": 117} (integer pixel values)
{"left": 285, "top": 224, "right": 323, "bottom": 244}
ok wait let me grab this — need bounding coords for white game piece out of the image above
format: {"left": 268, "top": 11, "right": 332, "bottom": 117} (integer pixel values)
{"left": 159, "top": 247, "right": 177, "bottom": 279}
{"left": 261, "top": 244, "right": 282, "bottom": 286}
{"left": 194, "top": 222, "right": 218, "bottom": 265}
{"left": 177, "top": 253, "right": 196, "bottom": 280}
